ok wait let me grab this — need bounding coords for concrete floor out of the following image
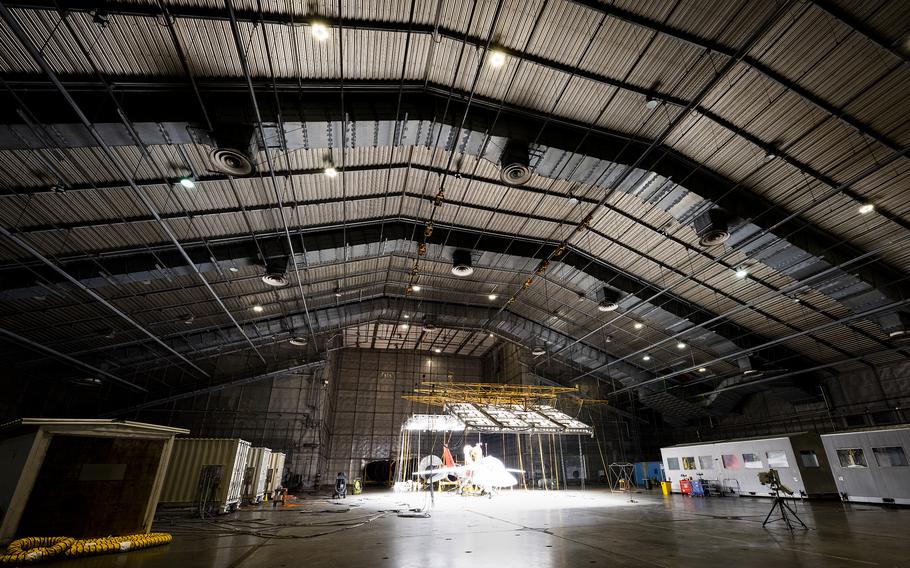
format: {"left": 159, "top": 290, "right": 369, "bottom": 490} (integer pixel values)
{"left": 39, "top": 489, "right": 910, "bottom": 567}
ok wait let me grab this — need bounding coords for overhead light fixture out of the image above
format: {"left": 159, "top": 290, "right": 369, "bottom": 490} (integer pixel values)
{"left": 324, "top": 166, "right": 338, "bottom": 178}
{"left": 634, "top": 322, "right": 644, "bottom": 330}
{"left": 489, "top": 333, "right": 494, "bottom": 338}
{"left": 644, "top": 97, "right": 660, "bottom": 110}
{"left": 642, "top": 354, "right": 651, "bottom": 361}
{"left": 183, "top": 314, "right": 194, "bottom": 325}
{"left": 228, "top": 266, "right": 240, "bottom": 273}
{"left": 743, "top": 369, "right": 760, "bottom": 375}
{"left": 890, "top": 329, "right": 906, "bottom": 338}
{"left": 311, "top": 23, "right": 329, "bottom": 41}
{"left": 858, "top": 203, "right": 875, "bottom": 215}
{"left": 262, "top": 272, "right": 288, "bottom": 287}
{"left": 422, "top": 322, "right": 437, "bottom": 332}
{"left": 488, "top": 294, "right": 498, "bottom": 301}
{"left": 434, "top": 348, "right": 442, "bottom": 354}
{"left": 400, "top": 323, "right": 410, "bottom": 330}
{"left": 289, "top": 336, "right": 308, "bottom": 346}
{"left": 403, "top": 314, "right": 410, "bottom": 319}
{"left": 765, "top": 152, "right": 777, "bottom": 161}
{"left": 488, "top": 50, "right": 506, "bottom": 68}
{"left": 735, "top": 268, "right": 749, "bottom": 279}
{"left": 531, "top": 346, "right": 546, "bottom": 356}
{"left": 577, "top": 291, "right": 586, "bottom": 302}
{"left": 252, "top": 305, "right": 264, "bottom": 313}
{"left": 334, "top": 288, "right": 342, "bottom": 297}
{"left": 451, "top": 249, "right": 474, "bottom": 277}
{"left": 676, "top": 342, "right": 686, "bottom": 349}
{"left": 596, "top": 287, "right": 621, "bottom": 312}
{"left": 411, "top": 285, "right": 422, "bottom": 292}
{"left": 178, "top": 176, "right": 195, "bottom": 189}
{"left": 568, "top": 194, "right": 579, "bottom": 206}
{"left": 698, "top": 367, "right": 707, "bottom": 373}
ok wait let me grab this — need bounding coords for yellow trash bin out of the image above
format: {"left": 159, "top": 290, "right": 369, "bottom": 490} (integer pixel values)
{"left": 660, "top": 481, "right": 672, "bottom": 496}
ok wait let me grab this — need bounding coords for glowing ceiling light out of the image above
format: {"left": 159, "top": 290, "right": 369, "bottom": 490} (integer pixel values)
{"left": 735, "top": 268, "right": 749, "bottom": 279}
{"left": 324, "top": 166, "right": 338, "bottom": 178}
{"left": 489, "top": 333, "right": 494, "bottom": 338}
{"left": 488, "top": 294, "right": 498, "bottom": 300}
{"left": 644, "top": 97, "right": 660, "bottom": 110}
{"left": 400, "top": 323, "right": 410, "bottom": 329}
{"left": 411, "top": 285, "right": 422, "bottom": 292}
{"left": 488, "top": 50, "right": 506, "bottom": 68}
{"left": 403, "top": 314, "right": 410, "bottom": 319}
{"left": 698, "top": 367, "right": 707, "bottom": 372}
{"left": 642, "top": 354, "right": 651, "bottom": 361}
{"left": 858, "top": 203, "right": 875, "bottom": 215}
{"left": 179, "top": 177, "right": 195, "bottom": 189}
{"left": 634, "top": 322, "right": 644, "bottom": 330}
{"left": 228, "top": 266, "right": 239, "bottom": 273}
{"left": 311, "top": 23, "right": 329, "bottom": 41}
{"left": 434, "top": 348, "right": 442, "bottom": 353}
{"left": 252, "top": 305, "right": 264, "bottom": 313}
{"left": 676, "top": 342, "right": 686, "bottom": 349}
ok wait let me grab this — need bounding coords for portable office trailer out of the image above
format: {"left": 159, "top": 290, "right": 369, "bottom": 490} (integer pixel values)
{"left": 821, "top": 426, "right": 910, "bottom": 505}
{"left": 660, "top": 432, "right": 837, "bottom": 498}
{"left": 0, "top": 418, "right": 187, "bottom": 544}
{"left": 244, "top": 447, "right": 272, "bottom": 503}
{"left": 159, "top": 438, "right": 251, "bottom": 513}
{"left": 265, "top": 452, "right": 286, "bottom": 495}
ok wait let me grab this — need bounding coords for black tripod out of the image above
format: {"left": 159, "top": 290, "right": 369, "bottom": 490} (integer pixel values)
{"left": 762, "top": 486, "right": 807, "bottom": 530}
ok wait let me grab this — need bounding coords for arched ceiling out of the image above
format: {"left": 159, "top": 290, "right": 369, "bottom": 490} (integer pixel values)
{"left": 0, "top": 0, "right": 908, "bottom": 423}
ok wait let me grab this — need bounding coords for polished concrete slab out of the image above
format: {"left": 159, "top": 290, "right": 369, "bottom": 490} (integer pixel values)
{"left": 37, "top": 489, "right": 910, "bottom": 567}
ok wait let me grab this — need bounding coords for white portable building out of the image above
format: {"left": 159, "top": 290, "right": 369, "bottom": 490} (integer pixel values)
{"left": 244, "top": 447, "right": 272, "bottom": 503}
{"left": 821, "top": 426, "right": 910, "bottom": 505}
{"left": 159, "top": 438, "right": 251, "bottom": 513}
{"left": 660, "top": 432, "right": 837, "bottom": 498}
{"left": 266, "top": 452, "right": 286, "bottom": 495}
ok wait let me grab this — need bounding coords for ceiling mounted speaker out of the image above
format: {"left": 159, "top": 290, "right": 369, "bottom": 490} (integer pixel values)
{"left": 261, "top": 272, "right": 289, "bottom": 287}
{"left": 500, "top": 139, "right": 532, "bottom": 185}
{"left": 693, "top": 208, "right": 730, "bottom": 247}
{"left": 451, "top": 249, "right": 474, "bottom": 277}
{"left": 209, "top": 148, "right": 253, "bottom": 176}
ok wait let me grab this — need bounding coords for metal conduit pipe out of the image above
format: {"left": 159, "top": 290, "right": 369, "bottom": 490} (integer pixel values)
{"left": 0, "top": 224, "right": 208, "bottom": 378}
{"left": 0, "top": 326, "right": 146, "bottom": 392}
{"left": 225, "top": 0, "right": 319, "bottom": 351}
{"left": 0, "top": 1, "right": 266, "bottom": 366}
{"left": 557, "top": 143, "right": 910, "bottom": 372}
{"left": 610, "top": 297, "right": 910, "bottom": 396}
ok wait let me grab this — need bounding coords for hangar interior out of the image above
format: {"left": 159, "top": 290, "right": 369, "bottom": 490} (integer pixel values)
{"left": 0, "top": 0, "right": 908, "bottom": 566}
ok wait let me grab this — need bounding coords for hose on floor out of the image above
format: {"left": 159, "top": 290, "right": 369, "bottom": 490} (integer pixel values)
{"left": 0, "top": 533, "right": 171, "bottom": 565}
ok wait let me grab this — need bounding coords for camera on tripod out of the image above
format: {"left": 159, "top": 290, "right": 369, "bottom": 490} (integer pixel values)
{"left": 757, "top": 468, "right": 794, "bottom": 496}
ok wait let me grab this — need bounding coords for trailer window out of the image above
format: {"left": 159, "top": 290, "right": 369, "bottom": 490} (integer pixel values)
{"left": 743, "top": 453, "right": 763, "bottom": 469}
{"left": 836, "top": 448, "right": 867, "bottom": 468}
{"left": 799, "top": 450, "right": 820, "bottom": 468}
{"left": 873, "top": 447, "right": 908, "bottom": 467}
{"left": 766, "top": 451, "right": 789, "bottom": 468}
{"left": 698, "top": 455, "right": 713, "bottom": 469}
{"left": 722, "top": 454, "right": 741, "bottom": 469}
{"left": 682, "top": 456, "right": 697, "bottom": 470}
{"left": 667, "top": 457, "right": 680, "bottom": 470}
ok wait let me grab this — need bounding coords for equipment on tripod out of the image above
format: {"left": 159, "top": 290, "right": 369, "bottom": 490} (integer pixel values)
{"left": 758, "top": 469, "right": 807, "bottom": 530}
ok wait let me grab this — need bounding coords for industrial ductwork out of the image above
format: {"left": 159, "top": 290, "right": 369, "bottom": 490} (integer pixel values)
{"left": 596, "top": 287, "right": 621, "bottom": 312}
{"left": 499, "top": 140, "right": 532, "bottom": 185}
{"left": 451, "top": 249, "right": 474, "bottom": 277}
{"left": 693, "top": 207, "right": 731, "bottom": 247}
{"left": 209, "top": 124, "right": 255, "bottom": 176}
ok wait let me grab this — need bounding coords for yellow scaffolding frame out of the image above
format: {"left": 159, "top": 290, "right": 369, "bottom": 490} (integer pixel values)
{"left": 402, "top": 381, "right": 609, "bottom": 407}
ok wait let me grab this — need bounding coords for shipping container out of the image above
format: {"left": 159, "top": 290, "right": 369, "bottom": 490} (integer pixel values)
{"left": 159, "top": 438, "right": 251, "bottom": 514}
{"left": 821, "top": 426, "right": 910, "bottom": 505}
{"left": 244, "top": 447, "right": 272, "bottom": 503}
{"left": 660, "top": 432, "right": 837, "bottom": 498}
{"left": 0, "top": 418, "right": 187, "bottom": 544}
{"left": 266, "top": 452, "right": 286, "bottom": 495}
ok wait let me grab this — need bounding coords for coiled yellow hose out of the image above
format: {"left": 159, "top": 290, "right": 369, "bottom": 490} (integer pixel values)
{"left": 0, "top": 533, "right": 171, "bottom": 565}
